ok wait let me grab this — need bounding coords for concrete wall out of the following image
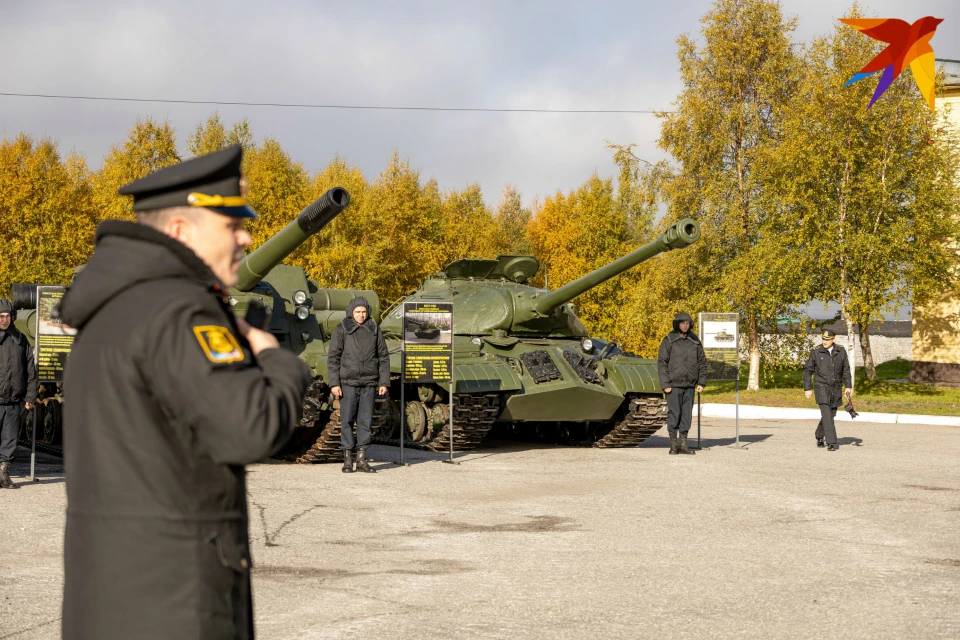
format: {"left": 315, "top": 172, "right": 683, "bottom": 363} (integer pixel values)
{"left": 911, "top": 90, "right": 960, "bottom": 384}
{"left": 759, "top": 334, "right": 912, "bottom": 366}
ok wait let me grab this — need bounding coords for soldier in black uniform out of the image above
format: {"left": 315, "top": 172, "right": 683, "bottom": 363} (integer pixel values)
{"left": 803, "top": 329, "right": 852, "bottom": 451}
{"left": 658, "top": 311, "right": 707, "bottom": 455}
{"left": 325, "top": 296, "right": 390, "bottom": 473}
{"left": 0, "top": 298, "right": 38, "bottom": 489}
{"left": 58, "top": 145, "right": 311, "bottom": 640}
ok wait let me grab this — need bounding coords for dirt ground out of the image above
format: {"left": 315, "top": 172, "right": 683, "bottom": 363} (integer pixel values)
{"left": 2, "top": 418, "right": 959, "bottom": 639}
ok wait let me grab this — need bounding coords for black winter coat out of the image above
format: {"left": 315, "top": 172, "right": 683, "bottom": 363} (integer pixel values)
{"left": 658, "top": 331, "right": 708, "bottom": 389}
{"left": 327, "top": 308, "right": 390, "bottom": 388}
{"left": 803, "top": 344, "right": 851, "bottom": 407}
{"left": 58, "top": 221, "right": 311, "bottom": 640}
{"left": 0, "top": 325, "right": 37, "bottom": 405}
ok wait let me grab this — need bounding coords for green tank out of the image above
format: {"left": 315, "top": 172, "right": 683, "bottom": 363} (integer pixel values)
{"left": 9, "top": 188, "right": 362, "bottom": 462}
{"left": 224, "top": 187, "right": 392, "bottom": 462}
{"left": 373, "top": 218, "right": 702, "bottom": 453}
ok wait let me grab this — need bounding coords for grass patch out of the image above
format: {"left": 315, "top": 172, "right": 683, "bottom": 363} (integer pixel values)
{"left": 701, "top": 358, "right": 960, "bottom": 416}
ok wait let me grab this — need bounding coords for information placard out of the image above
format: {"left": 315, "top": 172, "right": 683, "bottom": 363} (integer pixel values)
{"left": 35, "top": 285, "right": 76, "bottom": 383}
{"left": 402, "top": 302, "right": 453, "bottom": 382}
{"left": 699, "top": 312, "right": 739, "bottom": 381}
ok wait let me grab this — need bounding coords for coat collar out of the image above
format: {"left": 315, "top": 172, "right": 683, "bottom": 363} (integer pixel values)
{"left": 0, "top": 325, "right": 21, "bottom": 345}
{"left": 668, "top": 330, "right": 701, "bottom": 345}
{"left": 342, "top": 316, "right": 377, "bottom": 335}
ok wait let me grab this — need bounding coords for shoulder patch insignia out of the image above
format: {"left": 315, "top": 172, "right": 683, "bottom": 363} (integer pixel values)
{"left": 193, "top": 325, "right": 245, "bottom": 364}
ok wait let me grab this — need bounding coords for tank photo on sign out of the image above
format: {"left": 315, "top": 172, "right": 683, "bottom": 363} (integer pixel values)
{"left": 404, "top": 312, "right": 451, "bottom": 344}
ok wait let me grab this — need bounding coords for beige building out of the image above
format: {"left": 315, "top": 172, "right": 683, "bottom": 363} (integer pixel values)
{"left": 910, "top": 59, "right": 960, "bottom": 385}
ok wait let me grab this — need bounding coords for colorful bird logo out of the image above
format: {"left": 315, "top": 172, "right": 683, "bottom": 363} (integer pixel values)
{"left": 840, "top": 16, "right": 943, "bottom": 112}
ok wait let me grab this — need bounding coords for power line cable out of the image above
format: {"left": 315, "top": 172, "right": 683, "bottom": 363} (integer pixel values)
{"left": 0, "top": 91, "right": 667, "bottom": 114}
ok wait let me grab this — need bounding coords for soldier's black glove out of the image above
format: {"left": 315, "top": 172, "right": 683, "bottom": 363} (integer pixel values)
{"left": 844, "top": 398, "right": 858, "bottom": 419}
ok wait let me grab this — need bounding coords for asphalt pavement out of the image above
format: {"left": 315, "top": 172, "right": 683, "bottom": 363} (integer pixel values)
{"left": 2, "top": 417, "right": 959, "bottom": 639}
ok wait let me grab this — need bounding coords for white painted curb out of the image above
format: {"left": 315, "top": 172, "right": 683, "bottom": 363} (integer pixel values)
{"left": 692, "top": 403, "right": 960, "bottom": 426}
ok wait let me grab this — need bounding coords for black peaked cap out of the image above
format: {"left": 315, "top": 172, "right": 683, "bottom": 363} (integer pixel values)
{"left": 117, "top": 144, "right": 256, "bottom": 218}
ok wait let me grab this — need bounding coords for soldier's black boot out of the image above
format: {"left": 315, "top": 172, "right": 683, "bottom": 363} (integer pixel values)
{"left": 0, "top": 462, "right": 17, "bottom": 489}
{"left": 356, "top": 447, "right": 376, "bottom": 473}
{"left": 669, "top": 433, "right": 679, "bottom": 455}
{"left": 678, "top": 433, "right": 695, "bottom": 455}
{"left": 827, "top": 443, "right": 838, "bottom": 451}
{"left": 816, "top": 436, "right": 825, "bottom": 448}
{"left": 341, "top": 449, "right": 355, "bottom": 473}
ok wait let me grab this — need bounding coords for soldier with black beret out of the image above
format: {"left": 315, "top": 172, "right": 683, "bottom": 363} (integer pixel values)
{"left": 58, "top": 145, "right": 311, "bottom": 640}
{"left": 803, "top": 328, "right": 852, "bottom": 451}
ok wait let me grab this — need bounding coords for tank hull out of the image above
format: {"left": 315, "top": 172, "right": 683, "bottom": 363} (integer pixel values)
{"left": 374, "top": 336, "right": 668, "bottom": 452}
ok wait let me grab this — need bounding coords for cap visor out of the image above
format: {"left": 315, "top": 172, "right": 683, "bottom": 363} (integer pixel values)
{"left": 208, "top": 205, "right": 258, "bottom": 219}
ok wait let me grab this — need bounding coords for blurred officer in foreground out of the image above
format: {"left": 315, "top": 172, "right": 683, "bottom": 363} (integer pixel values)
{"left": 0, "top": 298, "right": 38, "bottom": 489}
{"left": 658, "top": 311, "right": 707, "bottom": 455}
{"left": 804, "top": 328, "right": 852, "bottom": 451}
{"left": 58, "top": 145, "right": 311, "bottom": 640}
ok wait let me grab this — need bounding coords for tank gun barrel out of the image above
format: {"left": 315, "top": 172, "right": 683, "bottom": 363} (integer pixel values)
{"left": 533, "top": 218, "right": 700, "bottom": 314}
{"left": 235, "top": 187, "right": 350, "bottom": 292}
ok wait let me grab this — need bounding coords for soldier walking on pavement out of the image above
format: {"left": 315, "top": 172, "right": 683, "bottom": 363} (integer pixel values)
{"left": 658, "top": 311, "right": 707, "bottom": 455}
{"left": 804, "top": 328, "right": 852, "bottom": 451}
{"left": 325, "top": 296, "right": 390, "bottom": 473}
{"left": 58, "top": 145, "right": 311, "bottom": 640}
{"left": 0, "top": 298, "right": 38, "bottom": 489}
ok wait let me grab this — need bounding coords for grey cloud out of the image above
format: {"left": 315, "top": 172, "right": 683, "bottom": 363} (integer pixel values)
{"left": 1, "top": 0, "right": 957, "bottom": 207}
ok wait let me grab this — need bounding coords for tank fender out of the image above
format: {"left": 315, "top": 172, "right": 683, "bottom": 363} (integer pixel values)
{"left": 453, "top": 362, "right": 523, "bottom": 394}
{"left": 600, "top": 358, "right": 662, "bottom": 394}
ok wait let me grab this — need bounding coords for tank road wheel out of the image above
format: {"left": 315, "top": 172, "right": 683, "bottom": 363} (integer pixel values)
{"left": 374, "top": 399, "right": 399, "bottom": 439}
{"left": 405, "top": 401, "right": 429, "bottom": 442}
{"left": 41, "top": 398, "right": 62, "bottom": 445}
{"left": 429, "top": 403, "right": 450, "bottom": 440}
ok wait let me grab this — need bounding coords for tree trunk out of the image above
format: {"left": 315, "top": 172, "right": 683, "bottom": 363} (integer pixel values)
{"left": 747, "top": 314, "right": 760, "bottom": 391}
{"left": 845, "top": 316, "right": 856, "bottom": 393}
{"left": 860, "top": 323, "right": 877, "bottom": 381}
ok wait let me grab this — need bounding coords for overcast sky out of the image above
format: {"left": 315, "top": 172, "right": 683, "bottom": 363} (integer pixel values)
{"left": 2, "top": 0, "right": 958, "bottom": 209}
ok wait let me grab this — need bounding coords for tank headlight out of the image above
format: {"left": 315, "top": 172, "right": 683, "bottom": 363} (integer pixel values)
{"left": 295, "top": 306, "right": 310, "bottom": 320}
{"left": 581, "top": 338, "right": 595, "bottom": 353}
{"left": 293, "top": 290, "right": 308, "bottom": 305}
{"left": 471, "top": 337, "right": 483, "bottom": 346}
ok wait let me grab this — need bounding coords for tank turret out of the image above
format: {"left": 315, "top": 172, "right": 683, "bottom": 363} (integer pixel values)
{"left": 380, "top": 218, "right": 700, "bottom": 337}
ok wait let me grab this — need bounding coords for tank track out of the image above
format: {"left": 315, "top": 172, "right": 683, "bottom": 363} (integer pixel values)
{"left": 290, "top": 379, "right": 399, "bottom": 464}
{"left": 284, "top": 377, "right": 344, "bottom": 464}
{"left": 16, "top": 439, "right": 63, "bottom": 457}
{"left": 373, "top": 393, "right": 501, "bottom": 453}
{"left": 500, "top": 395, "right": 667, "bottom": 448}
{"left": 575, "top": 395, "right": 667, "bottom": 448}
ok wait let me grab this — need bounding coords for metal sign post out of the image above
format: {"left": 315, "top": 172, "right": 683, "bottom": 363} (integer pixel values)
{"left": 444, "top": 341, "right": 459, "bottom": 466}
{"left": 699, "top": 312, "right": 741, "bottom": 450}
{"left": 29, "top": 285, "right": 76, "bottom": 479}
{"left": 395, "top": 347, "right": 407, "bottom": 466}
{"left": 400, "top": 301, "right": 456, "bottom": 466}
{"left": 735, "top": 378, "right": 740, "bottom": 446}
{"left": 697, "top": 391, "right": 701, "bottom": 450}
{"left": 29, "top": 406, "right": 38, "bottom": 482}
